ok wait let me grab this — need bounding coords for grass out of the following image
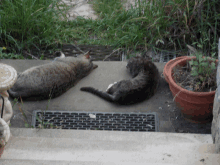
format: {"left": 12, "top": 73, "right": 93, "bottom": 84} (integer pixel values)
{"left": 0, "top": 0, "right": 71, "bottom": 58}
{"left": 0, "top": 0, "right": 219, "bottom": 59}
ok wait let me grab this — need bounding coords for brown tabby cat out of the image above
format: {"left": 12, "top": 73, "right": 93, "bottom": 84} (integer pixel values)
{"left": 80, "top": 56, "right": 159, "bottom": 105}
{"left": 9, "top": 51, "right": 98, "bottom": 100}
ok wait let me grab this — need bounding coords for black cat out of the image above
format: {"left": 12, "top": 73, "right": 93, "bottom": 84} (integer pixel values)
{"left": 80, "top": 56, "right": 159, "bottom": 105}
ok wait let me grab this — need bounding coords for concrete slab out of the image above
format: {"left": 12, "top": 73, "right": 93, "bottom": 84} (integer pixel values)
{"left": 1, "top": 60, "right": 176, "bottom": 132}
{"left": 1, "top": 128, "right": 218, "bottom": 165}
{"left": 9, "top": 128, "right": 213, "bottom": 143}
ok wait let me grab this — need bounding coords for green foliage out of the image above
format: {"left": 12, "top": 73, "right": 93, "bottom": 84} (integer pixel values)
{"left": 0, "top": 0, "right": 219, "bottom": 57}
{"left": 35, "top": 114, "right": 55, "bottom": 129}
{"left": 13, "top": 97, "right": 55, "bottom": 129}
{"left": 189, "top": 52, "right": 216, "bottom": 82}
{"left": 34, "top": 95, "right": 57, "bottom": 129}
{"left": 0, "top": 47, "right": 23, "bottom": 59}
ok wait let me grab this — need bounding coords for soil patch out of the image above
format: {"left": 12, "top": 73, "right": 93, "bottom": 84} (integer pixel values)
{"left": 24, "top": 44, "right": 122, "bottom": 61}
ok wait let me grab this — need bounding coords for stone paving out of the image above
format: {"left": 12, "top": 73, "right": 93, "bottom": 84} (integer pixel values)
{"left": 59, "top": 0, "right": 98, "bottom": 20}
{"left": 58, "top": 0, "right": 142, "bottom": 21}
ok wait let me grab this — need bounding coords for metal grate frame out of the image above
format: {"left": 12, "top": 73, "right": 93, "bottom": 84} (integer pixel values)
{"left": 159, "top": 51, "right": 177, "bottom": 63}
{"left": 32, "top": 110, "right": 159, "bottom": 132}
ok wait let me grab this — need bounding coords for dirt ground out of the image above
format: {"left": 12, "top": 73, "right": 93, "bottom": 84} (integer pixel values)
{"left": 158, "top": 79, "right": 212, "bottom": 134}
{"left": 168, "top": 103, "right": 212, "bottom": 134}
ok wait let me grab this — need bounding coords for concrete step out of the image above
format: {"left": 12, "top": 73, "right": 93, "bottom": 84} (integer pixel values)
{"left": 1, "top": 128, "right": 219, "bottom": 164}
{"left": 0, "top": 159, "right": 184, "bottom": 165}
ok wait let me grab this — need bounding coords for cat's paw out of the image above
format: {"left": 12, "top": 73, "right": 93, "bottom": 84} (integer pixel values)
{"left": 93, "top": 64, "right": 98, "bottom": 69}
{"left": 106, "top": 82, "right": 117, "bottom": 92}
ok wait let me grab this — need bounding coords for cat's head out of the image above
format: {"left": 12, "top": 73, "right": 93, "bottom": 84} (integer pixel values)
{"left": 81, "top": 50, "right": 92, "bottom": 60}
{"left": 81, "top": 50, "right": 98, "bottom": 69}
{"left": 54, "top": 50, "right": 98, "bottom": 69}
{"left": 126, "top": 57, "right": 145, "bottom": 78}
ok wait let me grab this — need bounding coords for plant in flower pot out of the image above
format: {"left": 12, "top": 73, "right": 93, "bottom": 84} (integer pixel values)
{"left": 167, "top": 46, "right": 217, "bottom": 123}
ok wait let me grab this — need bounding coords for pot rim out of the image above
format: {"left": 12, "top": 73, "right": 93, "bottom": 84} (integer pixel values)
{"left": 168, "top": 56, "right": 217, "bottom": 96}
{"left": 163, "top": 56, "right": 190, "bottom": 83}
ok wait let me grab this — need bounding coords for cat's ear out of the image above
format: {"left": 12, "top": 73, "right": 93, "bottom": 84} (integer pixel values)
{"left": 84, "top": 50, "right": 91, "bottom": 59}
{"left": 60, "top": 52, "right": 65, "bottom": 58}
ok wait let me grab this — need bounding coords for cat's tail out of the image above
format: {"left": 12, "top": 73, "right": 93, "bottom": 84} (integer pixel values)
{"left": 80, "top": 87, "right": 114, "bottom": 102}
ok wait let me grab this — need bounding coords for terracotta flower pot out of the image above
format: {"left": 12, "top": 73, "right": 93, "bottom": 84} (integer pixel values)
{"left": 167, "top": 56, "right": 217, "bottom": 123}
{"left": 163, "top": 56, "right": 190, "bottom": 84}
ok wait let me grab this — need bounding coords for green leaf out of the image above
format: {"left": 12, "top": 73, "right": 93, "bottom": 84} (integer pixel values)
{"left": 44, "top": 121, "right": 50, "bottom": 125}
{"left": 211, "top": 62, "right": 216, "bottom": 69}
{"left": 191, "top": 70, "right": 198, "bottom": 76}
{"left": 209, "top": 58, "right": 215, "bottom": 62}
{"left": 189, "top": 61, "right": 193, "bottom": 65}
{"left": 198, "top": 55, "right": 203, "bottom": 63}
{"left": 193, "top": 61, "right": 198, "bottom": 65}
{"left": 200, "top": 77, "right": 205, "bottom": 81}
{"left": 197, "top": 44, "right": 203, "bottom": 48}
{"left": 192, "top": 66, "right": 197, "bottom": 71}
{"left": 36, "top": 115, "right": 42, "bottom": 122}
{"left": 211, "top": 52, "right": 216, "bottom": 57}
{"left": 25, "top": 122, "right": 29, "bottom": 128}
{"left": 198, "top": 67, "right": 203, "bottom": 74}
{"left": 40, "top": 55, "right": 44, "bottom": 60}
{"left": 200, "top": 62, "right": 209, "bottom": 67}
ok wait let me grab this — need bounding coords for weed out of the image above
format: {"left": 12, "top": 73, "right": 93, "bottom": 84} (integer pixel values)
{"left": 35, "top": 94, "right": 62, "bottom": 129}
{"left": 0, "top": 47, "right": 23, "bottom": 59}
{"left": 16, "top": 97, "right": 33, "bottom": 128}
{"left": 13, "top": 96, "right": 61, "bottom": 129}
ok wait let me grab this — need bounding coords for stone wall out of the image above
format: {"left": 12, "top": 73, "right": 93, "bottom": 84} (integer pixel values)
{"left": 211, "top": 38, "right": 220, "bottom": 153}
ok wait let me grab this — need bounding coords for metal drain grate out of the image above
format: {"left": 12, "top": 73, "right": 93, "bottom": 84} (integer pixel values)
{"left": 159, "top": 51, "right": 177, "bottom": 63}
{"left": 32, "top": 110, "right": 159, "bottom": 132}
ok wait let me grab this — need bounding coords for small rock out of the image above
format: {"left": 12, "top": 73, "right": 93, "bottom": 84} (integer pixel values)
{"left": 200, "top": 158, "right": 205, "bottom": 162}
